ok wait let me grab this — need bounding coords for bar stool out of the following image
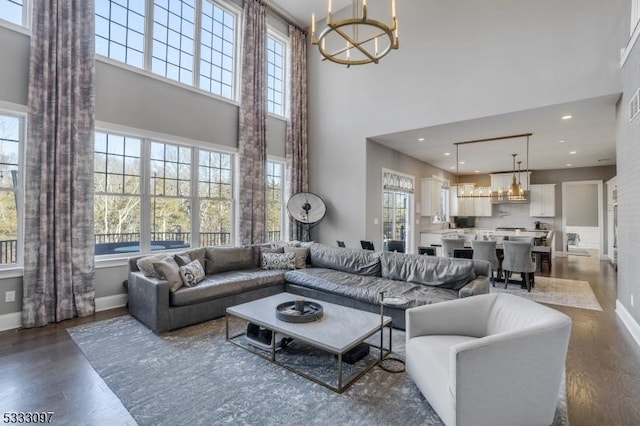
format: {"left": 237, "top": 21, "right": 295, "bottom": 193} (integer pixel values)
{"left": 539, "top": 230, "right": 554, "bottom": 270}
{"left": 441, "top": 238, "right": 464, "bottom": 258}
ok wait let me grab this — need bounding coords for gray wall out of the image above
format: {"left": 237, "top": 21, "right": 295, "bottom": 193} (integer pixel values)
{"left": 0, "top": 13, "right": 289, "bottom": 317}
{"left": 565, "top": 184, "right": 599, "bottom": 227}
{"left": 308, "top": 0, "right": 627, "bottom": 247}
{"left": 363, "top": 140, "right": 454, "bottom": 253}
{"left": 617, "top": 30, "right": 640, "bottom": 324}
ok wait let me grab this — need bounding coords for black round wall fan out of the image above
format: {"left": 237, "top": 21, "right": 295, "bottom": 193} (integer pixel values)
{"left": 286, "top": 192, "right": 327, "bottom": 227}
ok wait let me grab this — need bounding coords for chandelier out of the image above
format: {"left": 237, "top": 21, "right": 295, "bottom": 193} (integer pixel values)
{"left": 454, "top": 133, "right": 531, "bottom": 202}
{"left": 311, "top": 0, "right": 399, "bottom": 66}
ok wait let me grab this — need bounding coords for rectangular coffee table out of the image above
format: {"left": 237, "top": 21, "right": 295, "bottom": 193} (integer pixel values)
{"left": 226, "top": 292, "right": 392, "bottom": 393}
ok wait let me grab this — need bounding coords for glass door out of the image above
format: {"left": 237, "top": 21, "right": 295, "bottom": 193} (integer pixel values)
{"left": 383, "top": 190, "right": 410, "bottom": 251}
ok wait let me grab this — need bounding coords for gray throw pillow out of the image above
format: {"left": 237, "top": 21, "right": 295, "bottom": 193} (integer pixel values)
{"left": 153, "top": 257, "right": 183, "bottom": 292}
{"left": 174, "top": 253, "right": 192, "bottom": 267}
{"left": 284, "top": 246, "right": 309, "bottom": 269}
{"left": 179, "top": 260, "right": 206, "bottom": 287}
{"left": 185, "top": 247, "right": 206, "bottom": 269}
{"left": 261, "top": 252, "right": 295, "bottom": 270}
{"left": 205, "top": 246, "right": 256, "bottom": 274}
{"left": 136, "top": 254, "right": 168, "bottom": 278}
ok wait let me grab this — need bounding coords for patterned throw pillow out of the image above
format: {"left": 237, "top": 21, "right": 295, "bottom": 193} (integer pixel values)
{"left": 179, "top": 259, "right": 206, "bottom": 288}
{"left": 261, "top": 252, "right": 296, "bottom": 270}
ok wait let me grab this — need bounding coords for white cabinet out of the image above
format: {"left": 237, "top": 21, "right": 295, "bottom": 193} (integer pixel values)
{"left": 473, "top": 187, "right": 492, "bottom": 216}
{"left": 529, "top": 184, "right": 556, "bottom": 217}
{"left": 449, "top": 187, "right": 459, "bottom": 217}
{"left": 421, "top": 178, "right": 443, "bottom": 217}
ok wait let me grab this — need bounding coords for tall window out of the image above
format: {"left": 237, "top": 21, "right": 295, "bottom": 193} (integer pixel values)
{"left": 95, "top": 0, "right": 146, "bottom": 68}
{"left": 633, "top": 0, "right": 640, "bottom": 35}
{"left": 0, "top": 0, "right": 24, "bottom": 26}
{"left": 383, "top": 191, "right": 408, "bottom": 249}
{"left": 152, "top": 0, "right": 196, "bottom": 84}
{"left": 266, "top": 35, "right": 285, "bottom": 116}
{"left": 94, "top": 132, "right": 142, "bottom": 255}
{"left": 0, "top": 114, "right": 22, "bottom": 266}
{"left": 198, "top": 150, "right": 233, "bottom": 246}
{"left": 266, "top": 160, "right": 284, "bottom": 242}
{"left": 94, "top": 131, "right": 236, "bottom": 256}
{"left": 200, "top": 0, "right": 236, "bottom": 99}
{"left": 149, "top": 141, "right": 192, "bottom": 251}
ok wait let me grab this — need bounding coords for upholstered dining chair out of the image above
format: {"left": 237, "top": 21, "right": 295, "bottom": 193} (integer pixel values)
{"left": 418, "top": 246, "right": 436, "bottom": 256}
{"left": 360, "top": 240, "right": 375, "bottom": 250}
{"left": 502, "top": 241, "right": 536, "bottom": 292}
{"left": 472, "top": 240, "right": 500, "bottom": 286}
{"left": 539, "top": 230, "right": 554, "bottom": 270}
{"left": 441, "top": 238, "right": 465, "bottom": 258}
{"left": 387, "top": 239, "right": 406, "bottom": 253}
{"left": 336, "top": 240, "right": 346, "bottom": 247}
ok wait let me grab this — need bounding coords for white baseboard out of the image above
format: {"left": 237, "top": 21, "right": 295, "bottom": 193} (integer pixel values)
{"left": 616, "top": 300, "right": 640, "bottom": 348}
{"left": 95, "top": 293, "right": 128, "bottom": 312}
{"left": 0, "top": 294, "right": 128, "bottom": 332}
{"left": 0, "top": 311, "right": 22, "bottom": 332}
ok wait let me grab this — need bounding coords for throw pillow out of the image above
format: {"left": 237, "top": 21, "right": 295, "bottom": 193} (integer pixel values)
{"left": 174, "top": 253, "right": 192, "bottom": 267}
{"left": 261, "top": 252, "right": 296, "bottom": 270}
{"left": 136, "top": 254, "right": 168, "bottom": 278}
{"left": 179, "top": 259, "right": 206, "bottom": 288}
{"left": 153, "top": 257, "right": 183, "bottom": 292}
{"left": 284, "top": 246, "right": 309, "bottom": 269}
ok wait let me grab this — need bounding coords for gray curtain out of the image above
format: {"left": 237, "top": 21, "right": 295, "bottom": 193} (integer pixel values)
{"left": 286, "top": 25, "right": 309, "bottom": 242}
{"left": 23, "top": 0, "right": 96, "bottom": 328}
{"left": 238, "top": 0, "right": 267, "bottom": 245}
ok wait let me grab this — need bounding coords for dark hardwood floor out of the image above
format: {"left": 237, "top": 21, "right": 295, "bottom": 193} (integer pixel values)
{"left": 1, "top": 254, "right": 640, "bottom": 425}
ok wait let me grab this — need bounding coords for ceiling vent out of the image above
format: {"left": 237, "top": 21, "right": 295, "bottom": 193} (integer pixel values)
{"left": 630, "top": 88, "right": 640, "bottom": 122}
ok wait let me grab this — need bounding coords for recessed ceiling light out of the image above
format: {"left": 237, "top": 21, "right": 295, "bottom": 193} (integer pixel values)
{"left": 558, "top": 139, "right": 566, "bottom": 143}
{"left": 444, "top": 152, "right": 450, "bottom": 156}
{"left": 418, "top": 138, "right": 425, "bottom": 141}
{"left": 569, "top": 151, "right": 577, "bottom": 154}
{"left": 474, "top": 170, "right": 480, "bottom": 173}
{"left": 459, "top": 161, "right": 465, "bottom": 165}
{"left": 561, "top": 115, "right": 573, "bottom": 120}
{"left": 566, "top": 163, "right": 573, "bottom": 167}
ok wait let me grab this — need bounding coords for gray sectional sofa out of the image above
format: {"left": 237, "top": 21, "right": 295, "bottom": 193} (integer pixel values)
{"left": 127, "top": 243, "right": 490, "bottom": 333}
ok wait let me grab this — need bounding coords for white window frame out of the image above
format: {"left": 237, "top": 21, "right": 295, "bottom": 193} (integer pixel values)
{"left": 0, "top": 0, "right": 30, "bottom": 30}
{"left": 94, "top": 122, "right": 237, "bottom": 259}
{"left": 0, "top": 102, "right": 26, "bottom": 275}
{"left": 266, "top": 29, "right": 289, "bottom": 118}
{"left": 95, "top": 0, "right": 147, "bottom": 69}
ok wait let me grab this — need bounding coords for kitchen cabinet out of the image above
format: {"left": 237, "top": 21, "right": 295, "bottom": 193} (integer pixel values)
{"left": 449, "top": 186, "right": 459, "bottom": 217}
{"left": 473, "top": 187, "right": 492, "bottom": 216}
{"left": 420, "top": 178, "right": 445, "bottom": 218}
{"left": 529, "top": 184, "right": 556, "bottom": 217}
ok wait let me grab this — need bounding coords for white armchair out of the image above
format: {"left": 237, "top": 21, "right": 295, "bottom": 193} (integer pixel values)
{"left": 405, "top": 293, "right": 571, "bottom": 426}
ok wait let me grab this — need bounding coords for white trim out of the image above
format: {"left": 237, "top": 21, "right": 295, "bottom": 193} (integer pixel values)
{"left": 0, "top": 17, "right": 30, "bottom": 36}
{"left": 616, "top": 300, "right": 640, "bottom": 348}
{"left": 0, "top": 311, "right": 22, "bottom": 332}
{"left": 0, "top": 100, "right": 27, "bottom": 113}
{"left": 95, "top": 257, "right": 131, "bottom": 269}
{"left": 95, "top": 294, "right": 129, "bottom": 312}
{"left": 621, "top": 18, "right": 640, "bottom": 67}
{"left": 0, "top": 294, "right": 128, "bottom": 332}
{"left": 0, "top": 267, "right": 23, "bottom": 279}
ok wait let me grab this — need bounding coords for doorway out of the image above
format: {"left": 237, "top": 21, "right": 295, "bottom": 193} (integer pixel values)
{"left": 561, "top": 180, "right": 603, "bottom": 259}
{"left": 383, "top": 190, "right": 411, "bottom": 251}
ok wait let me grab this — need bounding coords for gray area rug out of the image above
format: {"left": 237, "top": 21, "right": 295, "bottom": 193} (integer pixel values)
{"left": 68, "top": 315, "right": 569, "bottom": 425}
{"left": 491, "top": 275, "right": 602, "bottom": 311}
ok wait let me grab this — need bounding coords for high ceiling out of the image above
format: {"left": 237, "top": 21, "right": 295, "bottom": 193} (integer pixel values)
{"left": 267, "top": 1, "right": 619, "bottom": 175}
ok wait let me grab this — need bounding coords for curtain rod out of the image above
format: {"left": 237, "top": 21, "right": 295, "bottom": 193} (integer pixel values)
{"left": 453, "top": 133, "right": 533, "bottom": 146}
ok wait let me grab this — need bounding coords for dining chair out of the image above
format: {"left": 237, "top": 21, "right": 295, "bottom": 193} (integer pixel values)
{"left": 539, "top": 230, "right": 554, "bottom": 270}
{"left": 360, "top": 240, "right": 375, "bottom": 250}
{"left": 472, "top": 240, "right": 501, "bottom": 286}
{"left": 418, "top": 246, "right": 436, "bottom": 256}
{"left": 387, "top": 239, "right": 405, "bottom": 253}
{"left": 453, "top": 248, "right": 473, "bottom": 259}
{"left": 502, "top": 241, "right": 536, "bottom": 292}
{"left": 336, "top": 240, "right": 346, "bottom": 247}
{"left": 441, "top": 238, "right": 465, "bottom": 258}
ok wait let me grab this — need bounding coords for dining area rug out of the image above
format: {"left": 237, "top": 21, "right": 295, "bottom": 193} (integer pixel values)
{"left": 68, "top": 315, "right": 569, "bottom": 426}
{"left": 491, "top": 276, "right": 602, "bottom": 311}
